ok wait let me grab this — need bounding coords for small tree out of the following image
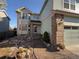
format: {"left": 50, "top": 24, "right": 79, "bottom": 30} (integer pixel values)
{"left": 43, "top": 31, "right": 50, "bottom": 43}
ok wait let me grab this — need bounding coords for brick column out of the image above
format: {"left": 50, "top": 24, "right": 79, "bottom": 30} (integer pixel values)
{"left": 51, "top": 13, "right": 64, "bottom": 50}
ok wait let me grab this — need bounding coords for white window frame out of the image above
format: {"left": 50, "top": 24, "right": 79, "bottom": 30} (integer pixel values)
{"left": 64, "top": 0, "right": 76, "bottom": 10}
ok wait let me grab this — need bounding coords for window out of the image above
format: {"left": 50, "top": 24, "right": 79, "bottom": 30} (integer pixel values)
{"left": 34, "top": 27, "right": 37, "bottom": 32}
{"left": 64, "top": 0, "right": 69, "bottom": 9}
{"left": 64, "top": 3, "right": 69, "bottom": 9}
{"left": 28, "top": 25, "right": 30, "bottom": 27}
{"left": 76, "top": 0, "right": 79, "bottom": 3}
{"left": 72, "top": 26, "right": 79, "bottom": 29}
{"left": 64, "top": 26, "right": 71, "bottom": 29}
{"left": 64, "top": 0, "right": 75, "bottom": 10}
{"left": 22, "top": 13, "right": 30, "bottom": 19}
{"left": 64, "top": 26, "right": 79, "bottom": 29}
{"left": 22, "top": 13, "right": 25, "bottom": 19}
{"left": 33, "top": 15, "right": 39, "bottom": 19}
{"left": 64, "top": 0, "right": 69, "bottom": 2}
{"left": 70, "top": 0, "right": 75, "bottom": 10}
{"left": 35, "top": 16, "right": 39, "bottom": 19}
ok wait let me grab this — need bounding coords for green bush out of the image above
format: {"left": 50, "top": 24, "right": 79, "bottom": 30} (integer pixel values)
{"left": 13, "top": 28, "right": 17, "bottom": 36}
{"left": 42, "top": 31, "right": 50, "bottom": 43}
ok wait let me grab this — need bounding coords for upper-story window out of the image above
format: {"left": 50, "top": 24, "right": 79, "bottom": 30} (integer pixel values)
{"left": 22, "top": 13, "right": 30, "bottom": 20}
{"left": 21, "top": 13, "right": 26, "bottom": 19}
{"left": 64, "top": 0, "right": 69, "bottom": 9}
{"left": 33, "top": 16, "right": 39, "bottom": 19}
{"left": 64, "top": 0, "right": 75, "bottom": 10}
{"left": 71, "top": 0, "right": 75, "bottom": 10}
{"left": 76, "top": 0, "right": 79, "bottom": 3}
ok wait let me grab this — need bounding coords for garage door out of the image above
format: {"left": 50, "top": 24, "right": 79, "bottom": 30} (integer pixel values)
{"left": 64, "top": 26, "right": 79, "bottom": 46}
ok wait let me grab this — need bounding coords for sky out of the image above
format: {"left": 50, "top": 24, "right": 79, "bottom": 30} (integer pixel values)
{"left": 7, "top": 0, "right": 45, "bottom": 28}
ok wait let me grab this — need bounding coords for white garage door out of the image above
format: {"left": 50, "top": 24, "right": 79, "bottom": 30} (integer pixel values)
{"left": 64, "top": 26, "right": 79, "bottom": 46}
{"left": 64, "top": 16, "right": 79, "bottom": 46}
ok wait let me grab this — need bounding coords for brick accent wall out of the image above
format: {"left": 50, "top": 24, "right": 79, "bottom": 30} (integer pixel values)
{"left": 51, "top": 13, "right": 64, "bottom": 49}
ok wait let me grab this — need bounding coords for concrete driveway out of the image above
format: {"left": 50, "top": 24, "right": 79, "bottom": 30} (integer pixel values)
{"left": 66, "top": 45, "right": 79, "bottom": 56}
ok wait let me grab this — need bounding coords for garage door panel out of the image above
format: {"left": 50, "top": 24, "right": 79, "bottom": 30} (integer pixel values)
{"left": 64, "top": 30, "right": 79, "bottom": 46}
{"left": 64, "top": 16, "right": 79, "bottom": 46}
{"left": 64, "top": 16, "right": 79, "bottom": 23}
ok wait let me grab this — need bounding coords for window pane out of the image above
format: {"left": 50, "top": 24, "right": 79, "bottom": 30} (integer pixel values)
{"left": 22, "top": 15, "right": 24, "bottom": 19}
{"left": 71, "top": 0, "right": 75, "bottom": 5}
{"left": 64, "top": 26, "right": 71, "bottom": 29}
{"left": 64, "top": 3, "right": 69, "bottom": 9}
{"left": 22, "top": 13, "right": 26, "bottom": 19}
{"left": 72, "top": 26, "right": 79, "bottom": 29}
{"left": 64, "top": 0, "right": 69, "bottom": 3}
{"left": 24, "top": 14, "right": 27, "bottom": 19}
{"left": 71, "top": 4, "right": 75, "bottom": 10}
{"left": 76, "top": 0, "right": 79, "bottom": 3}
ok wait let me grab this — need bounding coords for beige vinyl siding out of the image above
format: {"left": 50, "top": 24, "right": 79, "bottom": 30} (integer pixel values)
{"left": 41, "top": 15, "right": 52, "bottom": 34}
{"left": 40, "top": 0, "right": 53, "bottom": 18}
{"left": 53, "top": 0, "right": 63, "bottom": 10}
{"left": 40, "top": 0, "right": 53, "bottom": 35}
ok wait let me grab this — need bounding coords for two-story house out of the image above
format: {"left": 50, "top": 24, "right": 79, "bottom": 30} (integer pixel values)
{"left": 16, "top": 7, "right": 41, "bottom": 35}
{"left": 40, "top": 0, "right": 79, "bottom": 48}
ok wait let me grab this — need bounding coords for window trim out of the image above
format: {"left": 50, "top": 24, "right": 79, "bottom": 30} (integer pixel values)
{"left": 72, "top": 26, "right": 79, "bottom": 29}
{"left": 64, "top": 26, "right": 71, "bottom": 29}
{"left": 64, "top": 0, "right": 76, "bottom": 10}
{"left": 64, "top": 26, "right": 79, "bottom": 30}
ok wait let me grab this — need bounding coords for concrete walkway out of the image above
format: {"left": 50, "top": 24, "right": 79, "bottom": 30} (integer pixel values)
{"left": 34, "top": 48, "right": 79, "bottom": 59}
{"left": 66, "top": 45, "right": 79, "bottom": 56}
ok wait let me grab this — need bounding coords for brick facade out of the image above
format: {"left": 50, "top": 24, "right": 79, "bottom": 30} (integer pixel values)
{"left": 51, "top": 13, "right": 64, "bottom": 49}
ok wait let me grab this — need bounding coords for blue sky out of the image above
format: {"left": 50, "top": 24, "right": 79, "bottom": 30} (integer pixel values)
{"left": 7, "top": 0, "right": 45, "bottom": 28}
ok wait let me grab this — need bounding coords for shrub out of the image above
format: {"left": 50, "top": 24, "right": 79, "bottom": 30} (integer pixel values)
{"left": 43, "top": 31, "right": 50, "bottom": 43}
{"left": 13, "top": 28, "right": 17, "bottom": 36}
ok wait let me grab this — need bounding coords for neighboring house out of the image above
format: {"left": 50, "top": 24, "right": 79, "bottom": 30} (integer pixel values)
{"left": 0, "top": 0, "right": 10, "bottom": 32}
{"left": 16, "top": 7, "right": 41, "bottom": 35}
{"left": 40, "top": 0, "right": 79, "bottom": 48}
{"left": 0, "top": 10, "right": 10, "bottom": 32}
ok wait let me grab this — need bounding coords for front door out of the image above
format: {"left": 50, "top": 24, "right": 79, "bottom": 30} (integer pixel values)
{"left": 32, "top": 25, "right": 41, "bottom": 33}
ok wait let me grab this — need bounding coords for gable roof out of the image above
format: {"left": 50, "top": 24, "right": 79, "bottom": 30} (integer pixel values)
{"left": 0, "top": 11, "right": 6, "bottom": 17}
{"left": 0, "top": 10, "right": 10, "bottom": 20}
{"left": 16, "top": 7, "right": 32, "bottom": 13}
{"left": 16, "top": 7, "right": 40, "bottom": 16}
